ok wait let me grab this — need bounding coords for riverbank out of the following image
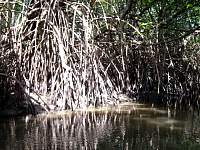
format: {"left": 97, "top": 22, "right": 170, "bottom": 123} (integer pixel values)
{"left": 0, "top": 93, "right": 137, "bottom": 117}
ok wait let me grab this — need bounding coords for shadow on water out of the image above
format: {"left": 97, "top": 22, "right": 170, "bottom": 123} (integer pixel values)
{"left": 0, "top": 103, "right": 200, "bottom": 150}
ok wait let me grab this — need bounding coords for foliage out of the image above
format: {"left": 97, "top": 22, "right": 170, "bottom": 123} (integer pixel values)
{"left": 0, "top": 0, "right": 200, "bottom": 115}
{"left": 91, "top": 0, "right": 200, "bottom": 108}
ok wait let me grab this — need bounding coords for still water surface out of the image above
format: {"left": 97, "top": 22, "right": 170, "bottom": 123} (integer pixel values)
{"left": 0, "top": 103, "right": 200, "bottom": 150}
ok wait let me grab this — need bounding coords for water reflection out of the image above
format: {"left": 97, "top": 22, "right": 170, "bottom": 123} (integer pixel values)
{"left": 0, "top": 104, "right": 200, "bottom": 150}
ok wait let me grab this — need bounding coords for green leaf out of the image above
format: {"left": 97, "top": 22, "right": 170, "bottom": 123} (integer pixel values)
{"left": 187, "top": 3, "right": 193, "bottom": 9}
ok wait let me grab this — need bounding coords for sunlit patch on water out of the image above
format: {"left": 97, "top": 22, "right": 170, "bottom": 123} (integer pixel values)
{"left": 144, "top": 117, "right": 185, "bottom": 130}
{"left": 0, "top": 102, "right": 200, "bottom": 150}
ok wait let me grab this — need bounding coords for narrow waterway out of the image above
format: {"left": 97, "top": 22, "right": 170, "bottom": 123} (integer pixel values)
{"left": 0, "top": 102, "right": 200, "bottom": 150}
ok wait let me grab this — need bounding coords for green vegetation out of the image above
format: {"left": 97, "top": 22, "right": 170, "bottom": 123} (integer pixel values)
{"left": 0, "top": 0, "right": 200, "bottom": 115}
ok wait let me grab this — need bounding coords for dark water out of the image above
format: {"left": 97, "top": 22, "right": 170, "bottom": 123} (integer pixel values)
{"left": 0, "top": 103, "right": 200, "bottom": 150}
